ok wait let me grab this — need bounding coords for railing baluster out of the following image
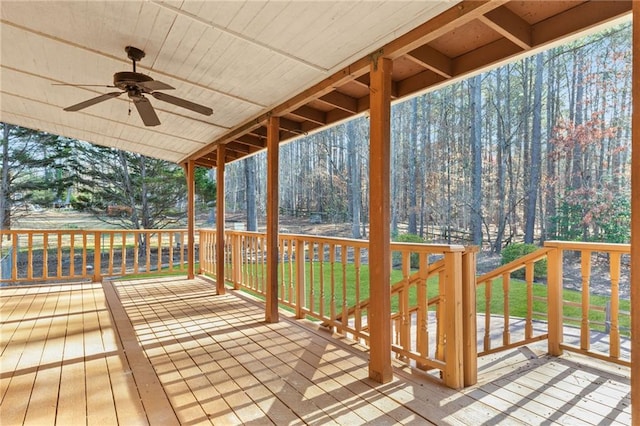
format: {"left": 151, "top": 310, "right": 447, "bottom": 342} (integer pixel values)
{"left": 609, "top": 252, "right": 621, "bottom": 359}
{"left": 167, "top": 232, "right": 174, "bottom": 272}
{"left": 341, "top": 245, "right": 348, "bottom": 334}
{"left": 133, "top": 231, "right": 139, "bottom": 274}
{"left": 56, "top": 232, "right": 63, "bottom": 278}
{"left": 82, "top": 232, "right": 87, "bottom": 277}
{"left": 42, "top": 232, "right": 49, "bottom": 279}
{"left": 70, "top": 232, "right": 76, "bottom": 277}
{"left": 26, "top": 233, "right": 33, "bottom": 280}
{"left": 288, "top": 238, "right": 294, "bottom": 304}
{"left": 319, "top": 242, "right": 325, "bottom": 319}
{"left": 484, "top": 279, "right": 492, "bottom": 352}
{"left": 399, "top": 251, "right": 410, "bottom": 357}
{"left": 525, "top": 262, "right": 534, "bottom": 339}
{"left": 436, "top": 269, "right": 445, "bottom": 361}
{"left": 580, "top": 250, "right": 591, "bottom": 351}
{"left": 417, "top": 252, "right": 428, "bottom": 369}
{"left": 354, "top": 246, "right": 361, "bottom": 336}
{"left": 156, "top": 231, "right": 162, "bottom": 272}
{"left": 329, "top": 243, "right": 336, "bottom": 328}
{"left": 502, "top": 272, "right": 510, "bottom": 346}
{"left": 309, "top": 242, "right": 315, "bottom": 315}
{"left": 121, "top": 232, "right": 127, "bottom": 274}
{"left": 145, "top": 231, "right": 151, "bottom": 273}
{"left": 295, "top": 238, "right": 306, "bottom": 319}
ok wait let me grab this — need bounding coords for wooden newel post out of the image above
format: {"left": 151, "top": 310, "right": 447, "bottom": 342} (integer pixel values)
{"left": 443, "top": 251, "right": 464, "bottom": 389}
{"left": 462, "top": 247, "right": 478, "bottom": 387}
{"left": 546, "top": 242, "right": 563, "bottom": 356}
{"left": 92, "top": 231, "right": 102, "bottom": 282}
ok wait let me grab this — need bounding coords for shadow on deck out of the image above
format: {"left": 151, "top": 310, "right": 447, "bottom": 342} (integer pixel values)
{"left": 0, "top": 277, "right": 631, "bottom": 425}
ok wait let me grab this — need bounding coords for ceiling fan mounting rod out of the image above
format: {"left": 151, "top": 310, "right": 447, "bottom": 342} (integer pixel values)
{"left": 125, "top": 46, "right": 145, "bottom": 72}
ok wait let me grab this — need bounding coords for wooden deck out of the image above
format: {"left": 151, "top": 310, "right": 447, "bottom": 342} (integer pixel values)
{"left": 1, "top": 277, "right": 632, "bottom": 425}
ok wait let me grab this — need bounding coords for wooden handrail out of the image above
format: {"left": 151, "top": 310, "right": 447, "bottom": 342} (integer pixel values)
{"left": 476, "top": 247, "right": 551, "bottom": 284}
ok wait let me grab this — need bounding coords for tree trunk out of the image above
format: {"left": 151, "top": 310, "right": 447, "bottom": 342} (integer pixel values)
{"left": 1, "top": 124, "right": 11, "bottom": 231}
{"left": 407, "top": 98, "right": 418, "bottom": 235}
{"left": 245, "top": 155, "right": 258, "bottom": 231}
{"left": 524, "top": 53, "right": 544, "bottom": 244}
{"left": 493, "top": 69, "right": 507, "bottom": 253}
{"left": 117, "top": 151, "right": 141, "bottom": 230}
{"left": 470, "top": 75, "right": 483, "bottom": 246}
{"left": 347, "top": 121, "right": 361, "bottom": 238}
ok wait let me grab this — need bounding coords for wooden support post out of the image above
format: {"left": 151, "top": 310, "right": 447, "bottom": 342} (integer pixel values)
{"left": 631, "top": 2, "right": 639, "bottom": 423}
{"left": 462, "top": 247, "right": 477, "bottom": 387}
{"left": 368, "top": 54, "right": 393, "bottom": 384}
{"left": 443, "top": 251, "right": 464, "bottom": 389}
{"left": 265, "top": 116, "right": 280, "bottom": 323}
{"left": 546, "top": 243, "right": 563, "bottom": 356}
{"left": 186, "top": 160, "right": 196, "bottom": 280}
{"left": 216, "top": 146, "right": 226, "bottom": 294}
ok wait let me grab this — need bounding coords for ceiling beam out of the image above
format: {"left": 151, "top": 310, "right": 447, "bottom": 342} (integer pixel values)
{"left": 478, "top": 6, "right": 532, "bottom": 49}
{"left": 289, "top": 105, "right": 326, "bottom": 125}
{"left": 383, "top": 0, "right": 510, "bottom": 59}
{"left": 406, "top": 45, "right": 453, "bottom": 78}
{"left": 318, "top": 91, "right": 358, "bottom": 113}
{"left": 396, "top": 70, "right": 446, "bottom": 98}
{"left": 235, "top": 134, "right": 266, "bottom": 149}
{"left": 532, "top": 0, "right": 631, "bottom": 47}
{"left": 453, "top": 38, "right": 521, "bottom": 76}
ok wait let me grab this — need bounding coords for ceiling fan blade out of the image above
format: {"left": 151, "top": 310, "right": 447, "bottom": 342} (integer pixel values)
{"left": 64, "top": 91, "right": 123, "bottom": 111}
{"left": 151, "top": 92, "right": 213, "bottom": 116}
{"left": 138, "top": 80, "right": 175, "bottom": 91}
{"left": 54, "top": 83, "right": 116, "bottom": 88}
{"left": 133, "top": 97, "right": 161, "bottom": 126}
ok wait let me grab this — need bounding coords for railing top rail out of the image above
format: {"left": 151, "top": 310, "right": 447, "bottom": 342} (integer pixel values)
{"left": 1, "top": 228, "right": 189, "bottom": 234}
{"left": 210, "top": 229, "right": 466, "bottom": 252}
{"left": 544, "top": 240, "right": 631, "bottom": 252}
{"left": 390, "top": 242, "right": 466, "bottom": 253}
{"left": 477, "top": 247, "right": 552, "bottom": 283}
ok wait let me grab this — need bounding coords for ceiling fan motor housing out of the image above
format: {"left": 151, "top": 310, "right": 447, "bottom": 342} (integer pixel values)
{"left": 113, "top": 71, "right": 154, "bottom": 92}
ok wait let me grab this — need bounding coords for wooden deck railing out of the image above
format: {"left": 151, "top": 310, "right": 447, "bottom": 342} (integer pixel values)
{"left": 2, "top": 227, "right": 630, "bottom": 386}
{"left": 199, "top": 229, "right": 473, "bottom": 388}
{"left": 0, "top": 229, "right": 190, "bottom": 283}
{"left": 545, "top": 241, "right": 631, "bottom": 367}
{"left": 475, "top": 241, "right": 631, "bottom": 368}
{"left": 475, "top": 247, "right": 552, "bottom": 355}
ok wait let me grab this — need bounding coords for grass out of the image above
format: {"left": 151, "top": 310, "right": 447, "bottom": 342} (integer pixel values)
{"left": 237, "top": 259, "right": 630, "bottom": 335}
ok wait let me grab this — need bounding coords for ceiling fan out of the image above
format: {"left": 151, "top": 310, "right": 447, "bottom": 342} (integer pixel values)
{"left": 59, "top": 46, "right": 213, "bottom": 126}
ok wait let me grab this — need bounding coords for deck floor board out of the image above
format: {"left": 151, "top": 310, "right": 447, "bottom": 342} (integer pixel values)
{"left": 0, "top": 277, "right": 632, "bottom": 425}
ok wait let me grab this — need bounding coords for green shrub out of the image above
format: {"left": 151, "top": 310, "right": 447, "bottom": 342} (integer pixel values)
{"left": 501, "top": 243, "right": 547, "bottom": 280}
{"left": 392, "top": 233, "right": 425, "bottom": 269}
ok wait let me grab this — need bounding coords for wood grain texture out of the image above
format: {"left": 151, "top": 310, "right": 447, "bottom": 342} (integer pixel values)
{"left": 1, "top": 278, "right": 631, "bottom": 425}
{"left": 368, "top": 55, "right": 393, "bottom": 384}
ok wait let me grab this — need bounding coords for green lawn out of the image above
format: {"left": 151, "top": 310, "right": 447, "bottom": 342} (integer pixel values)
{"left": 122, "top": 256, "right": 630, "bottom": 337}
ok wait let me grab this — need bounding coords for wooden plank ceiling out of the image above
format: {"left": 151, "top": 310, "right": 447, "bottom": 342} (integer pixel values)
{"left": 0, "top": 1, "right": 632, "bottom": 168}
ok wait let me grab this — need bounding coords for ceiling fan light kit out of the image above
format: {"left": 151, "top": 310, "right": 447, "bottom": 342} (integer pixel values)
{"left": 61, "top": 46, "right": 213, "bottom": 126}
